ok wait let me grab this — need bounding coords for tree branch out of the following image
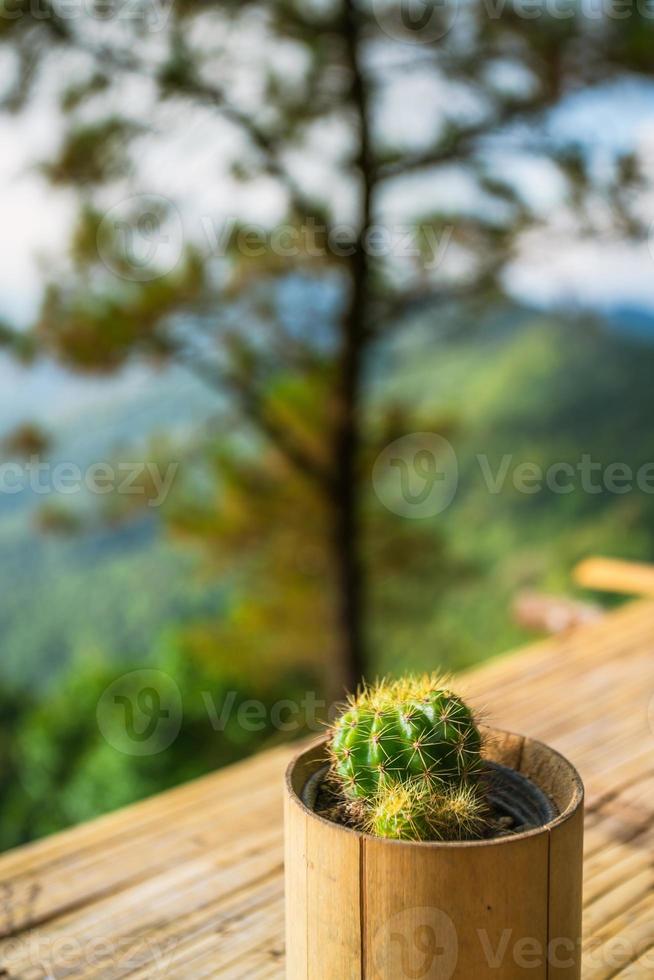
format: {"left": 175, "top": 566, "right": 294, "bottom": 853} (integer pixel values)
{"left": 169, "top": 341, "right": 335, "bottom": 493}
{"left": 38, "top": 24, "right": 316, "bottom": 221}
{"left": 376, "top": 98, "right": 550, "bottom": 181}
{"left": 371, "top": 258, "right": 509, "bottom": 335}
{"left": 162, "top": 72, "right": 318, "bottom": 220}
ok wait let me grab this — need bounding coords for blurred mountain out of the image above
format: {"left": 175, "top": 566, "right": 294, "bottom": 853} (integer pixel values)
{"left": 0, "top": 363, "right": 220, "bottom": 691}
{"left": 603, "top": 306, "right": 654, "bottom": 341}
{"left": 2, "top": 301, "right": 654, "bottom": 690}
{"left": 375, "top": 304, "right": 654, "bottom": 673}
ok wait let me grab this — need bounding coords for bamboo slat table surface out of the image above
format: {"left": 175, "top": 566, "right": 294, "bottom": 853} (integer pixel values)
{"left": 1, "top": 598, "right": 654, "bottom": 978}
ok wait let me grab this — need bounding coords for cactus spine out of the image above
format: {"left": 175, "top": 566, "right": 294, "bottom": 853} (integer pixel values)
{"left": 328, "top": 674, "right": 487, "bottom": 841}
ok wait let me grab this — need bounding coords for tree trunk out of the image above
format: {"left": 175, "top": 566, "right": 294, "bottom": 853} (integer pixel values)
{"left": 329, "top": 0, "right": 374, "bottom": 699}
{"left": 331, "top": 298, "right": 367, "bottom": 697}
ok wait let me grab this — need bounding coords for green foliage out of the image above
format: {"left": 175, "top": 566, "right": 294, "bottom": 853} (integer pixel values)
{"left": 42, "top": 119, "right": 144, "bottom": 186}
{"left": 0, "top": 511, "right": 223, "bottom": 692}
{"left": 0, "top": 321, "right": 36, "bottom": 362}
{"left": 0, "top": 634, "right": 319, "bottom": 849}
{"left": 36, "top": 220, "right": 207, "bottom": 372}
{"left": 1, "top": 0, "right": 652, "bottom": 703}
{"left": 2, "top": 0, "right": 654, "bottom": 853}
{"left": 60, "top": 73, "right": 110, "bottom": 113}
{"left": 1, "top": 303, "right": 653, "bottom": 849}
{"left": 1, "top": 422, "right": 50, "bottom": 457}
{"left": 370, "top": 308, "right": 654, "bottom": 675}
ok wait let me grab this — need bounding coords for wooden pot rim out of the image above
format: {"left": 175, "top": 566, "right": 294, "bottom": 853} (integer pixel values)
{"left": 285, "top": 727, "right": 584, "bottom": 849}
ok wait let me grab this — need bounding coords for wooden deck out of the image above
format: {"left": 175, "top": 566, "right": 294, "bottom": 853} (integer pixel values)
{"left": 1, "top": 598, "right": 654, "bottom": 978}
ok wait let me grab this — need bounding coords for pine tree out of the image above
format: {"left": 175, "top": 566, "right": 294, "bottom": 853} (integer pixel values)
{"left": 1, "top": 1, "right": 652, "bottom": 693}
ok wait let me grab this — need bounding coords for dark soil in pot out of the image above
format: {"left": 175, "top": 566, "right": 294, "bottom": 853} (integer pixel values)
{"left": 302, "top": 762, "right": 558, "bottom": 840}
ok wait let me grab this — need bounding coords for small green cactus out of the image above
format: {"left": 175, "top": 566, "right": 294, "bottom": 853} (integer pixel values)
{"left": 365, "top": 782, "right": 434, "bottom": 841}
{"left": 365, "top": 781, "right": 487, "bottom": 842}
{"left": 330, "top": 675, "right": 482, "bottom": 798}
{"left": 328, "top": 674, "right": 487, "bottom": 841}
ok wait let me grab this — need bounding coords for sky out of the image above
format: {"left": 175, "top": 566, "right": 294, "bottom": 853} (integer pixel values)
{"left": 1, "top": 47, "right": 654, "bottom": 427}
{"left": 0, "top": 100, "right": 73, "bottom": 327}
{"left": 2, "top": 70, "right": 654, "bottom": 324}
{"left": 509, "top": 79, "right": 654, "bottom": 311}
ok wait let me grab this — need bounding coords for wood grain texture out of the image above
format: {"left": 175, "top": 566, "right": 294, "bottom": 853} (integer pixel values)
{"left": 0, "top": 598, "right": 653, "bottom": 978}
{"left": 286, "top": 731, "right": 583, "bottom": 980}
{"left": 306, "top": 817, "right": 361, "bottom": 979}
{"left": 284, "top": 741, "right": 362, "bottom": 979}
{"left": 364, "top": 830, "right": 549, "bottom": 979}
{"left": 284, "top": 786, "right": 308, "bottom": 979}
{"left": 548, "top": 804, "right": 584, "bottom": 979}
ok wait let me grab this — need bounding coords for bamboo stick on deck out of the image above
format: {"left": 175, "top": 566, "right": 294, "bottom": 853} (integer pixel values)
{"left": 574, "top": 557, "right": 654, "bottom": 597}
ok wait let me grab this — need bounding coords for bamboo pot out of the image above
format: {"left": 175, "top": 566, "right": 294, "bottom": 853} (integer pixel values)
{"left": 284, "top": 728, "right": 584, "bottom": 980}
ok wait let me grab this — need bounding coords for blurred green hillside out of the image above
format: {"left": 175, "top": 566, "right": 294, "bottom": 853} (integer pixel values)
{"left": 0, "top": 515, "right": 225, "bottom": 689}
{"left": 372, "top": 306, "right": 654, "bottom": 674}
{"left": 2, "top": 304, "right": 653, "bottom": 848}
{"left": 0, "top": 366, "right": 220, "bottom": 691}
